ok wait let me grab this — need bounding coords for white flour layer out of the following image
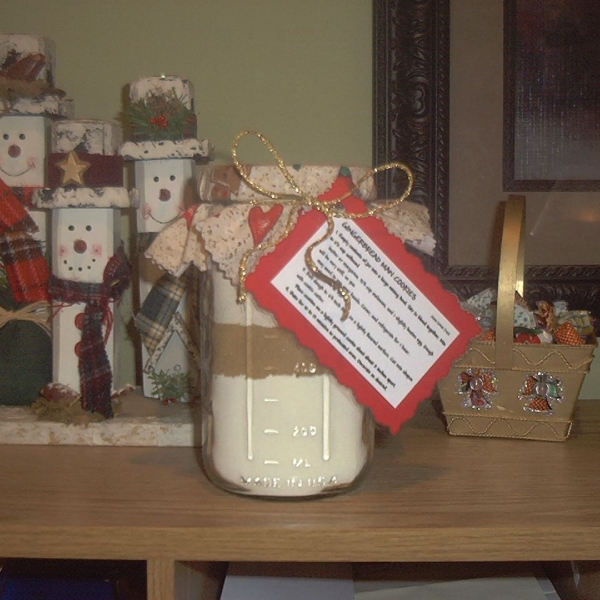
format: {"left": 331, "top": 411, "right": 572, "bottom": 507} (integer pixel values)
{"left": 203, "top": 268, "right": 372, "bottom": 497}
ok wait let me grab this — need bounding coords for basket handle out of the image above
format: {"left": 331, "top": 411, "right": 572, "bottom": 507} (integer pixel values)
{"left": 495, "top": 195, "right": 526, "bottom": 369}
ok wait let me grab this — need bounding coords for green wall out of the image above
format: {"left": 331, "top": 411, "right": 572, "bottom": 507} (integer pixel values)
{"left": 4, "top": 0, "right": 373, "bottom": 165}
{"left": 7, "top": 1, "right": 600, "bottom": 399}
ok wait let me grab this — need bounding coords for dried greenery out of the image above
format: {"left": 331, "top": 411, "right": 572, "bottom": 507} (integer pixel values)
{"left": 124, "top": 89, "right": 196, "bottom": 141}
{"left": 147, "top": 366, "right": 192, "bottom": 403}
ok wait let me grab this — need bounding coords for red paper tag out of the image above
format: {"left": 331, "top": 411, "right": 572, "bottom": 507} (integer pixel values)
{"left": 246, "top": 198, "right": 480, "bottom": 433}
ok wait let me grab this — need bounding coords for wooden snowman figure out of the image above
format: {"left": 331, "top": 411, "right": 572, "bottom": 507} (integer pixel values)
{"left": 120, "top": 76, "right": 212, "bottom": 403}
{"left": 0, "top": 34, "right": 73, "bottom": 405}
{"left": 33, "top": 119, "right": 136, "bottom": 418}
{"left": 0, "top": 34, "right": 73, "bottom": 245}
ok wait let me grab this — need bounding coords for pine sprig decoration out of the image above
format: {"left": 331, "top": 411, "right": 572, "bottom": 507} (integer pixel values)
{"left": 147, "top": 366, "right": 192, "bottom": 404}
{"left": 124, "top": 89, "right": 196, "bottom": 141}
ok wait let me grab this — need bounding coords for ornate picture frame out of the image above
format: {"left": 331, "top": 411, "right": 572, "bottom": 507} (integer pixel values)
{"left": 503, "top": 0, "right": 600, "bottom": 191}
{"left": 373, "top": 0, "right": 600, "bottom": 320}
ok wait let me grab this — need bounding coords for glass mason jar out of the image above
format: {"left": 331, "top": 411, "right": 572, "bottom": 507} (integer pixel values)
{"left": 200, "top": 263, "right": 375, "bottom": 498}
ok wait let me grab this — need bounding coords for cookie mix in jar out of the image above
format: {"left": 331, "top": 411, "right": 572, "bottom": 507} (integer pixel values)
{"left": 142, "top": 133, "right": 443, "bottom": 498}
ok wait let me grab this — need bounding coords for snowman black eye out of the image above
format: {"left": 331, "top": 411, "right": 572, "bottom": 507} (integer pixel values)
{"left": 153, "top": 176, "right": 159, "bottom": 182}
{"left": 68, "top": 225, "right": 75, "bottom": 231}
{"left": 86, "top": 225, "right": 92, "bottom": 231}
{"left": 19, "top": 133, "right": 26, "bottom": 140}
{"left": 2, "top": 134, "right": 8, "bottom": 140}
{"left": 169, "top": 175, "right": 176, "bottom": 181}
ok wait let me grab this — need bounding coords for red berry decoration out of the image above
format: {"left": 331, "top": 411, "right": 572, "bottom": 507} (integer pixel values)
{"left": 150, "top": 115, "right": 168, "bottom": 128}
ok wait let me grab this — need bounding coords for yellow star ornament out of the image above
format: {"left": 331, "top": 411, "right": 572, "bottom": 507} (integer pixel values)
{"left": 56, "top": 151, "right": 91, "bottom": 186}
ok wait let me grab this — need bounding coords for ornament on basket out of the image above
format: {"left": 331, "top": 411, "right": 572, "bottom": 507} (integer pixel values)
{"left": 121, "top": 75, "right": 213, "bottom": 402}
{"left": 457, "top": 368, "right": 498, "bottom": 409}
{"left": 33, "top": 118, "right": 137, "bottom": 418}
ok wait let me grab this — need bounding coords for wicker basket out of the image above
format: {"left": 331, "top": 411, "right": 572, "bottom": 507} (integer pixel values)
{"left": 438, "top": 195, "right": 597, "bottom": 441}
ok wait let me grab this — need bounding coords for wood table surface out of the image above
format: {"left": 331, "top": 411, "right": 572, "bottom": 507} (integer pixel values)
{"left": 2, "top": 398, "right": 600, "bottom": 564}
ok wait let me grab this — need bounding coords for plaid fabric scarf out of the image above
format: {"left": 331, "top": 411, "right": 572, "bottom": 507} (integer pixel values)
{"left": 11, "top": 186, "right": 38, "bottom": 210}
{"left": 134, "top": 269, "right": 188, "bottom": 358}
{"left": 0, "top": 178, "right": 49, "bottom": 302}
{"left": 49, "top": 245, "right": 131, "bottom": 419}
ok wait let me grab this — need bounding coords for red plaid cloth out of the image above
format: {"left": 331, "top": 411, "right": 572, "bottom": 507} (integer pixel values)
{"left": 0, "top": 178, "right": 50, "bottom": 302}
{"left": 49, "top": 246, "right": 131, "bottom": 419}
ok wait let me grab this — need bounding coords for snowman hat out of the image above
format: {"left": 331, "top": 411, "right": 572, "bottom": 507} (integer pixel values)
{"left": 32, "top": 118, "right": 138, "bottom": 209}
{"left": 0, "top": 34, "right": 73, "bottom": 118}
{"left": 119, "top": 75, "right": 213, "bottom": 161}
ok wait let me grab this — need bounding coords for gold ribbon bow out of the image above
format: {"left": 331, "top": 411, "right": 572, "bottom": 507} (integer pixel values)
{"left": 231, "top": 130, "right": 414, "bottom": 320}
{"left": 0, "top": 300, "right": 52, "bottom": 335}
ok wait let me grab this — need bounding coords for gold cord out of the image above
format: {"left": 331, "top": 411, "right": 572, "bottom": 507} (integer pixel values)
{"left": 231, "top": 130, "right": 414, "bottom": 319}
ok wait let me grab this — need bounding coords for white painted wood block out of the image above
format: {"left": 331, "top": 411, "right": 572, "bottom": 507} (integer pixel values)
{"left": 130, "top": 76, "right": 194, "bottom": 109}
{"left": 0, "top": 115, "right": 50, "bottom": 245}
{"left": 0, "top": 97, "right": 74, "bottom": 118}
{"left": 135, "top": 158, "right": 195, "bottom": 233}
{"left": 52, "top": 208, "right": 118, "bottom": 282}
{"left": 120, "top": 139, "right": 213, "bottom": 161}
{"left": 51, "top": 208, "right": 120, "bottom": 392}
{"left": 34, "top": 187, "right": 137, "bottom": 210}
{"left": 51, "top": 119, "right": 121, "bottom": 155}
{"left": 0, "top": 34, "right": 56, "bottom": 85}
{"left": 0, "top": 115, "right": 48, "bottom": 187}
{"left": 0, "top": 391, "right": 199, "bottom": 446}
{"left": 135, "top": 157, "right": 198, "bottom": 400}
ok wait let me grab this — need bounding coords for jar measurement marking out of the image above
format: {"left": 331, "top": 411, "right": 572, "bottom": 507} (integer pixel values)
{"left": 323, "top": 375, "right": 330, "bottom": 460}
{"left": 246, "top": 298, "right": 255, "bottom": 460}
{"left": 293, "top": 425, "right": 318, "bottom": 437}
{"left": 246, "top": 377, "right": 254, "bottom": 460}
{"left": 206, "top": 266, "right": 374, "bottom": 496}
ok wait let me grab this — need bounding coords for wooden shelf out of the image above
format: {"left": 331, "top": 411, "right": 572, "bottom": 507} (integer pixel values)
{"left": 2, "top": 398, "right": 600, "bottom": 565}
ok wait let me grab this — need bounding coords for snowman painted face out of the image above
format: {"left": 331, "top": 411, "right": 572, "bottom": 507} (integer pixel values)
{"left": 53, "top": 208, "right": 115, "bottom": 283}
{"left": 135, "top": 158, "right": 194, "bottom": 233}
{"left": 0, "top": 116, "right": 47, "bottom": 186}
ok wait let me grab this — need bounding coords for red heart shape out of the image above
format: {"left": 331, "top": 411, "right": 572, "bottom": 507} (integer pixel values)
{"left": 248, "top": 204, "right": 283, "bottom": 245}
